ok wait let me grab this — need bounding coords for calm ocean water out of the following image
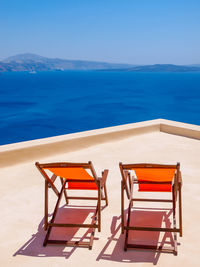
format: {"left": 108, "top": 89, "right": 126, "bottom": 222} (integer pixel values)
{"left": 0, "top": 71, "right": 200, "bottom": 145}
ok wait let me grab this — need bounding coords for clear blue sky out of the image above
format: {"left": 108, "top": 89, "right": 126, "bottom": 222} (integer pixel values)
{"left": 0, "top": 0, "right": 200, "bottom": 64}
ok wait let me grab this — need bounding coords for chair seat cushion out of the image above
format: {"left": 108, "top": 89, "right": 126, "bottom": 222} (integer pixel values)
{"left": 134, "top": 168, "right": 176, "bottom": 192}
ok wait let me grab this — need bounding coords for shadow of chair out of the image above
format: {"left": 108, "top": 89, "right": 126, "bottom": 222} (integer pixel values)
{"left": 97, "top": 207, "right": 177, "bottom": 265}
{"left": 13, "top": 205, "right": 99, "bottom": 259}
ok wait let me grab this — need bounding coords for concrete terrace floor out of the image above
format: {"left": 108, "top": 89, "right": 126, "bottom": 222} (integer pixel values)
{"left": 0, "top": 119, "right": 200, "bottom": 267}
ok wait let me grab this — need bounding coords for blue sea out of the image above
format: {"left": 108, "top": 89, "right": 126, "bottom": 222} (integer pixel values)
{"left": 0, "top": 71, "right": 200, "bottom": 145}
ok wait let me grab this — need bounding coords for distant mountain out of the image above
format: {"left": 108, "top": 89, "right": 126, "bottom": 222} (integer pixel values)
{"left": 106, "top": 64, "right": 200, "bottom": 72}
{"left": 1, "top": 54, "right": 200, "bottom": 73}
{"left": 3, "top": 53, "right": 47, "bottom": 63}
{"left": 0, "top": 53, "right": 135, "bottom": 72}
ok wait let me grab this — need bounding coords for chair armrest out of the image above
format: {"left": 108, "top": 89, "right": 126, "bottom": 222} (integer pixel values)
{"left": 178, "top": 171, "right": 183, "bottom": 186}
{"left": 124, "top": 171, "right": 129, "bottom": 182}
{"left": 99, "top": 169, "right": 109, "bottom": 187}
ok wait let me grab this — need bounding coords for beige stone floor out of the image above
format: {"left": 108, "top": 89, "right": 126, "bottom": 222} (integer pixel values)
{"left": 1, "top": 131, "right": 200, "bottom": 266}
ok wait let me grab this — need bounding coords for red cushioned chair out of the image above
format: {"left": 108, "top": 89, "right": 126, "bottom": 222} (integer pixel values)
{"left": 35, "top": 161, "right": 108, "bottom": 249}
{"left": 119, "top": 162, "right": 182, "bottom": 255}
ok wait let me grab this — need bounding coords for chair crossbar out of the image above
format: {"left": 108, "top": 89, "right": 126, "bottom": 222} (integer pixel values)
{"left": 133, "top": 180, "right": 172, "bottom": 184}
{"left": 67, "top": 196, "right": 106, "bottom": 200}
{"left": 48, "top": 223, "right": 98, "bottom": 228}
{"left": 132, "top": 198, "right": 173, "bottom": 202}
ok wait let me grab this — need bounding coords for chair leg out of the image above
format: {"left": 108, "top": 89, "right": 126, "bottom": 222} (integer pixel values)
{"left": 89, "top": 214, "right": 97, "bottom": 250}
{"left": 179, "top": 184, "right": 183, "bottom": 237}
{"left": 124, "top": 202, "right": 131, "bottom": 251}
{"left": 44, "top": 180, "right": 48, "bottom": 231}
{"left": 172, "top": 185, "right": 178, "bottom": 255}
{"left": 43, "top": 182, "right": 66, "bottom": 246}
{"left": 97, "top": 180, "right": 101, "bottom": 232}
{"left": 121, "top": 181, "right": 125, "bottom": 234}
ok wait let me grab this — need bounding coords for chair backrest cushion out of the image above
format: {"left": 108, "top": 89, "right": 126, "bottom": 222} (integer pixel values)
{"left": 44, "top": 167, "right": 98, "bottom": 190}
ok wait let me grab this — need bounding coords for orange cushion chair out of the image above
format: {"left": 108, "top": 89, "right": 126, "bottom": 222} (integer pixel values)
{"left": 35, "top": 161, "right": 108, "bottom": 249}
{"left": 119, "top": 163, "right": 183, "bottom": 255}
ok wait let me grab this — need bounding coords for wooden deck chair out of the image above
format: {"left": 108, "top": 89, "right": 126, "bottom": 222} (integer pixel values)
{"left": 119, "top": 162, "right": 182, "bottom": 255}
{"left": 35, "top": 161, "right": 108, "bottom": 249}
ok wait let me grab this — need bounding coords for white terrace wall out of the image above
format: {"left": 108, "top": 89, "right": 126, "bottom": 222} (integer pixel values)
{"left": 0, "top": 119, "right": 199, "bottom": 167}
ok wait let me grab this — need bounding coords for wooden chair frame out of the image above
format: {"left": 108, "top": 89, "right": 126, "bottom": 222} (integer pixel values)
{"left": 119, "top": 162, "right": 182, "bottom": 255}
{"left": 35, "top": 161, "right": 108, "bottom": 250}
